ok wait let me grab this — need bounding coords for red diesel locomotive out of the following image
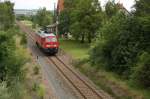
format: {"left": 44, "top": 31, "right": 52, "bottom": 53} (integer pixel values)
{"left": 35, "top": 28, "right": 59, "bottom": 55}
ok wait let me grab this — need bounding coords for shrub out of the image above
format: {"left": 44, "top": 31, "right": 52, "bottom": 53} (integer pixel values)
{"left": 20, "top": 33, "right": 27, "bottom": 45}
{"left": 32, "top": 82, "right": 38, "bottom": 91}
{"left": 9, "top": 81, "right": 25, "bottom": 99}
{"left": 132, "top": 52, "right": 150, "bottom": 88}
{"left": 32, "top": 83, "right": 45, "bottom": 99}
{"left": 90, "top": 13, "right": 150, "bottom": 79}
{"left": 37, "top": 84, "right": 45, "bottom": 99}
{"left": 90, "top": 13, "right": 133, "bottom": 76}
{"left": 33, "top": 66, "right": 40, "bottom": 75}
{"left": 0, "top": 82, "right": 10, "bottom": 99}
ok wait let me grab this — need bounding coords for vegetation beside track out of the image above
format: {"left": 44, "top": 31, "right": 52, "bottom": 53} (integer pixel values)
{"left": 20, "top": 20, "right": 33, "bottom": 28}
{"left": 59, "top": 0, "right": 150, "bottom": 98}
{"left": 60, "top": 39, "right": 150, "bottom": 99}
{"left": 60, "top": 39, "right": 90, "bottom": 60}
{"left": 0, "top": 2, "right": 46, "bottom": 98}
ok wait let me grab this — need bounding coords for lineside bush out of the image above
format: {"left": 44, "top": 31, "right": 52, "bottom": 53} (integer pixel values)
{"left": 132, "top": 52, "right": 150, "bottom": 88}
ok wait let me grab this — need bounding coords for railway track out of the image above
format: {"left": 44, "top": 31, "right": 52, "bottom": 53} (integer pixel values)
{"left": 16, "top": 21, "right": 112, "bottom": 99}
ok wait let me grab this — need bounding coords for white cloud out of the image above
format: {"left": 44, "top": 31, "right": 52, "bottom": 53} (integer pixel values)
{"left": 10, "top": 0, "right": 57, "bottom": 10}
{"left": 10, "top": 0, "right": 135, "bottom": 11}
{"left": 100, "top": 0, "right": 135, "bottom": 11}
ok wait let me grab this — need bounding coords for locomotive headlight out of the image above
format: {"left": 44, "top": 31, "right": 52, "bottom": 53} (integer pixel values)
{"left": 46, "top": 45, "right": 51, "bottom": 47}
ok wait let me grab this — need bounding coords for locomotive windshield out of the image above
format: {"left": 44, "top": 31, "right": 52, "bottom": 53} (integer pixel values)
{"left": 39, "top": 24, "right": 57, "bottom": 34}
{"left": 40, "top": 28, "right": 50, "bottom": 34}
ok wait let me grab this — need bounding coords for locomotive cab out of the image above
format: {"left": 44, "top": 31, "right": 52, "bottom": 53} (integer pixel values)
{"left": 43, "top": 33, "right": 59, "bottom": 54}
{"left": 36, "top": 28, "right": 59, "bottom": 55}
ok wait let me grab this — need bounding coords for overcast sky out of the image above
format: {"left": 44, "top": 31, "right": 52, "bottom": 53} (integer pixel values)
{"left": 8, "top": 0, "right": 135, "bottom": 11}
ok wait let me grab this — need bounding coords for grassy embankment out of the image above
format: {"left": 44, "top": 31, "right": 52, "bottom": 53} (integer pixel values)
{"left": 60, "top": 39, "right": 90, "bottom": 59}
{"left": 18, "top": 21, "right": 46, "bottom": 99}
{"left": 59, "top": 39, "right": 150, "bottom": 99}
{"left": 15, "top": 28, "right": 45, "bottom": 99}
{"left": 0, "top": 29, "right": 44, "bottom": 99}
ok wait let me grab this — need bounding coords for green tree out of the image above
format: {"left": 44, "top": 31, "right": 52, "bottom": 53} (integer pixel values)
{"left": 90, "top": 13, "right": 132, "bottom": 75}
{"left": 0, "top": 1, "right": 15, "bottom": 30}
{"left": 0, "top": 31, "right": 15, "bottom": 81}
{"left": 0, "top": 30, "right": 28, "bottom": 82}
{"left": 59, "top": 10, "right": 71, "bottom": 35}
{"left": 105, "top": 1, "right": 119, "bottom": 18}
{"left": 70, "top": 0, "right": 102, "bottom": 43}
{"left": 132, "top": 52, "right": 150, "bottom": 87}
{"left": 134, "top": 0, "right": 150, "bottom": 17}
{"left": 133, "top": 0, "right": 150, "bottom": 52}
{"left": 90, "top": 0, "right": 150, "bottom": 81}
{"left": 130, "top": 0, "right": 150, "bottom": 87}
{"left": 58, "top": 0, "right": 76, "bottom": 35}
{"left": 34, "top": 8, "right": 53, "bottom": 28}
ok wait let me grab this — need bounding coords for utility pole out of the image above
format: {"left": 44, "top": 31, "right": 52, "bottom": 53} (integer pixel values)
{"left": 54, "top": 3, "right": 58, "bottom": 36}
{"left": 54, "top": 3, "right": 56, "bottom": 23}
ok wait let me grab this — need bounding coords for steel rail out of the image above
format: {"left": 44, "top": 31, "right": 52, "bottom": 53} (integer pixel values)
{"left": 55, "top": 56, "right": 103, "bottom": 98}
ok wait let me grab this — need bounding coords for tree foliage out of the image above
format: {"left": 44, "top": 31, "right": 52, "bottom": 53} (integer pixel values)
{"left": 59, "top": 0, "right": 102, "bottom": 43}
{"left": 0, "top": 1, "right": 15, "bottom": 30}
{"left": 0, "top": 31, "right": 15, "bottom": 80}
{"left": 32, "top": 8, "right": 53, "bottom": 28}
{"left": 0, "top": 82, "right": 10, "bottom": 99}
{"left": 16, "top": 15, "right": 31, "bottom": 21}
{"left": 132, "top": 52, "right": 150, "bottom": 87}
{"left": 105, "top": 1, "right": 119, "bottom": 18}
{"left": 90, "top": 0, "right": 150, "bottom": 87}
{"left": 58, "top": 0, "right": 76, "bottom": 35}
{"left": 0, "top": 2, "right": 31, "bottom": 98}
{"left": 0, "top": 1, "right": 28, "bottom": 84}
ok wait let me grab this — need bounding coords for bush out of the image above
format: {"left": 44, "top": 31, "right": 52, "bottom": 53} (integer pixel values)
{"left": 0, "top": 1, "right": 15, "bottom": 30}
{"left": 0, "top": 82, "right": 10, "bottom": 99}
{"left": 20, "top": 33, "right": 27, "bottom": 45}
{"left": 37, "top": 84, "right": 45, "bottom": 99}
{"left": 90, "top": 13, "right": 133, "bottom": 76}
{"left": 90, "top": 12, "right": 150, "bottom": 79}
{"left": 132, "top": 52, "right": 150, "bottom": 88}
{"left": 32, "top": 83, "right": 45, "bottom": 99}
{"left": 33, "top": 66, "right": 40, "bottom": 75}
{"left": 0, "top": 31, "right": 15, "bottom": 80}
{"left": 9, "top": 81, "right": 26, "bottom": 99}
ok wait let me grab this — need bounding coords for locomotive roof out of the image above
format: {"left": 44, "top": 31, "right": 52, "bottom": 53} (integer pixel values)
{"left": 37, "top": 30, "right": 56, "bottom": 38}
